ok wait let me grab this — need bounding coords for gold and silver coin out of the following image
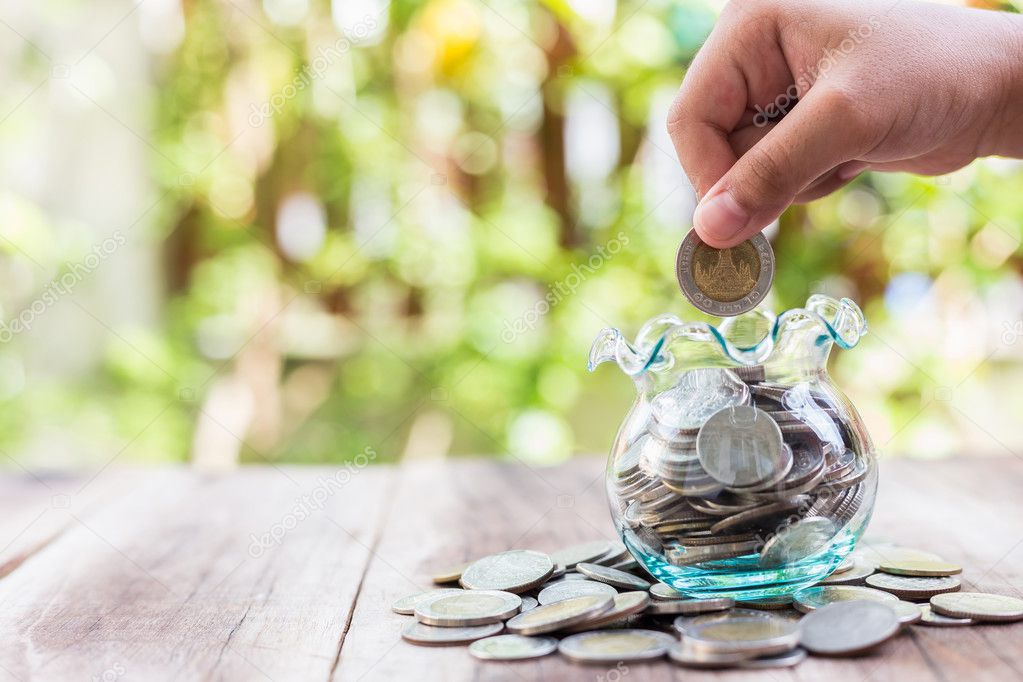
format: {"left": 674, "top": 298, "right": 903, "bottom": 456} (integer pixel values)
{"left": 793, "top": 585, "right": 897, "bottom": 613}
{"left": 468, "top": 634, "right": 558, "bottom": 660}
{"left": 799, "top": 601, "right": 900, "bottom": 656}
{"left": 669, "top": 642, "right": 753, "bottom": 669}
{"left": 889, "top": 600, "right": 923, "bottom": 625}
{"left": 675, "top": 229, "right": 775, "bottom": 317}
{"left": 649, "top": 583, "right": 687, "bottom": 600}
{"left": 683, "top": 613, "right": 800, "bottom": 657}
{"left": 537, "top": 579, "right": 617, "bottom": 605}
{"left": 930, "top": 592, "right": 1023, "bottom": 623}
{"left": 561, "top": 591, "right": 651, "bottom": 633}
{"left": 877, "top": 558, "right": 962, "bottom": 577}
{"left": 647, "top": 597, "right": 734, "bottom": 616}
{"left": 504, "top": 594, "right": 614, "bottom": 635}
{"left": 864, "top": 573, "right": 961, "bottom": 601}
{"left": 558, "top": 629, "right": 677, "bottom": 663}
{"left": 819, "top": 556, "right": 876, "bottom": 584}
{"left": 415, "top": 590, "right": 522, "bottom": 626}
{"left": 431, "top": 562, "right": 471, "bottom": 585}
{"left": 459, "top": 550, "right": 555, "bottom": 593}
{"left": 391, "top": 588, "right": 463, "bottom": 615}
{"left": 401, "top": 620, "right": 504, "bottom": 646}
{"left": 575, "top": 562, "right": 652, "bottom": 590}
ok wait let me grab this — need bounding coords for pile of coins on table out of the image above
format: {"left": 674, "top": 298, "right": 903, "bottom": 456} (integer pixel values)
{"left": 393, "top": 538, "right": 1023, "bottom": 667}
{"left": 614, "top": 365, "right": 870, "bottom": 569}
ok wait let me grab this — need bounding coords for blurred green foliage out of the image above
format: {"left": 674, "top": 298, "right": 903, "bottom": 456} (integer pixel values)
{"left": 2, "top": 0, "right": 1022, "bottom": 468}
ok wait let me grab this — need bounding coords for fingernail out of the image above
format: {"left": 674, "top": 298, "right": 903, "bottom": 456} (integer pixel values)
{"left": 694, "top": 190, "right": 748, "bottom": 244}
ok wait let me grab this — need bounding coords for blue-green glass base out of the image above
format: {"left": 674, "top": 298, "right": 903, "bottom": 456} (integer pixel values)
{"left": 624, "top": 524, "right": 864, "bottom": 601}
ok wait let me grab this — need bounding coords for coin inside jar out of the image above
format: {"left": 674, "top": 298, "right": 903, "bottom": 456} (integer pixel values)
{"left": 697, "top": 405, "right": 785, "bottom": 488}
{"left": 675, "top": 230, "right": 775, "bottom": 317}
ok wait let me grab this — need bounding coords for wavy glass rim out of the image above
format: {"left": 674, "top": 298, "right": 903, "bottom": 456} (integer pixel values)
{"left": 589, "top": 294, "right": 867, "bottom": 377}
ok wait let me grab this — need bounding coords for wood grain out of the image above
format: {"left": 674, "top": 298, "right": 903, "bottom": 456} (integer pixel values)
{"left": 0, "top": 456, "right": 1019, "bottom": 681}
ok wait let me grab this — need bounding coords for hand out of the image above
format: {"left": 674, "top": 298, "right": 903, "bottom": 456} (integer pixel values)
{"left": 667, "top": 0, "right": 1023, "bottom": 247}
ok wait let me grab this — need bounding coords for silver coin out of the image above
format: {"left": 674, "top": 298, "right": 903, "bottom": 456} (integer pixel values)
{"left": 799, "top": 601, "right": 900, "bottom": 656}
{"left": 684, "top": 613, "right": 800, "bottom": 657}
{"left": 459, "top": 550, "right": 554, "bottom": 593}
{"left": 890, "top": 600, "right": 923, "bottom": 625}
{"left": 505, "top": 594, "right": 614, "bottom": 635}
{"left": 698, "top": 406, "right": 785, "bottom": 488}
{"left": 468, "top": 634, "right": 558, "bottom": 660}
{"left": 561, "top": 591, "right": 651, "bottom": 633}
{"left": 650, "top": 368, "right": 750, "bottom": 430}
{"left": 593, "top": 541, "right": 630, "bottom": 566}
{"left": 740, "top": 594, "right": 793, "bottom": 610}
{"left": 558, "top": 629, "right": 677, "bottom": 662}
{"left": 673, "top": 608, "right": 779, "bottom": 635}
{"left": 675, "top": 230, "right": 775, "bottom": 317}
{"left": 650, "top": 583, "right": 687, "bottom": 600}
{"left": 575, "top": 562, "right": 651, "bottom": 590}
{"left": 865, "top": 573, "right": 962, "bottom": 601}
{"left": 390, "top": 588, "right": 463, "bottom": 615}
{"left": 739, "top": 647, "right": 808, "bottom": 669}
{"left": 537, "top": 579, "right": 617, "bottom": 605}
{"left": 819, "top": 556, "right": 875, "bottom": 584}
{"left": 519, "top": 596, "right": 539, "bottom": 612}
{"left": 415, "top": 590, "right": 522, "bottom": 626}
{"left": 431, "top": 561, "right": 471, "bottom": 584}
{"left": 917, "top": 604, "right": 973, "bottom": 627}
{"left": 647, "top": 597, "right": 734, "bottom": 616}
{"left": 401, "top": 620, "right": 504, "bottom": 646}
{"left": 793, "top": 585, "right": 897, "bottom": 613}
{"left": 759, "top": 517, "right": 838, "bottom": 567}
{"left": 549, "top": 541, "right": 611, "bottom": 569}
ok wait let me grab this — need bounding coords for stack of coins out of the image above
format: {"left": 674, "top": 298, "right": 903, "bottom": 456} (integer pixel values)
{"left": 612, "top": 366, "right": 870, "bottom": 570}
{"left": 393, "top": 539, "right": 1023, "bottom": 667}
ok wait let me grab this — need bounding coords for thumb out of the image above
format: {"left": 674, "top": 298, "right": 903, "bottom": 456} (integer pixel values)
{"left": 693, "top": 87, "right": 870, "bottom": 247}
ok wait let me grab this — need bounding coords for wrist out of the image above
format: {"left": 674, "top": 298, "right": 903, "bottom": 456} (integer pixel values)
{"left": 981, "top": 13, "right": 1023, "bottom": 158}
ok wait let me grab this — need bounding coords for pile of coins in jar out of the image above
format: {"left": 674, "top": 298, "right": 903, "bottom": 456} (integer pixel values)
{"left": 615, "top": 364, "right": 869, "bottom": 570}
{"left": 392, "top": 540, "right": 1023, "bottom": 667}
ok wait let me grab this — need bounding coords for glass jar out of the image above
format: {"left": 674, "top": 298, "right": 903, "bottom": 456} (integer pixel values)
{"left": 588, "top": 295, "right": 876, "bottom": 600}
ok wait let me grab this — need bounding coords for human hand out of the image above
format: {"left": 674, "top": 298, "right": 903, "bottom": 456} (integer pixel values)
{"left": 667, "top": 0, "right": 1023, "bottom": 247}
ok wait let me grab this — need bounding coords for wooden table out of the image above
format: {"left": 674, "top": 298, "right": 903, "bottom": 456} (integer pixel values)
{"left": 0, "top": 456, "right": 1020, "bottom": 681}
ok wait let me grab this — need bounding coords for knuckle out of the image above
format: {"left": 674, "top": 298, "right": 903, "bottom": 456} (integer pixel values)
{"left": 814, "top": 85, "right": 873, "bottom": 141}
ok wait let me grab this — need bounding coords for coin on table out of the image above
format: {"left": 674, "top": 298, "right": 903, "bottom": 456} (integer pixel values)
{"left": 819, "top": 556, "right": 875, "bottom": 584}
{"left": 537, "top": 579, "right": 617, "bottom": 605}
{"left": 575, "top": 562, "right": 652, "bottom": 590}
{"left": 391, "top": 588, "right": 463, "bottom": 615}
{"left": 415, "top": 590, "right": 522, "bottom": 626}
{"left": 739, "top": 648, "right": 808, "bottom": 669}
{"left": 468, "top": 634, "right": 558, "bottom": 660}
{"left": 460, "top": 550, "right": 555, "bottom": 593}
{"left": 431, "top": 562, "right": 471, "bottom": 585}
{"left": 593, "top": 541, "right": 630, "bottom": 566}
{"left": 674, "top": 608, "right": 779, "bottom": 635}
{"left": 684, "top": 614, "right": 800, "bottom": 657}
{"left": 668, "top": 642, "right": 754, "bottom": 668}
{"left": 698, "top": 405, "right": 785, "bottom": 488}
{"left": 559, "top": 629, "right": 678, "bottom": 663}
{"left": 799, "top": 601, "right": 900, "bottom": 656}
{"left": 549, "top": 541, "right": 612, "bottom": 569}
{"left": 647, "top": 597, "right": 734, "bottom": 616}
{"left": 675, "top": 229, "right": 775, "bottom": 317}
{"left": 865, "top": 574, "right": 961, "bottom": 601}
{"left": 650, "top": 583, "right": 687, "bottom": 600}
{"left": 918, "top": 604, "right": 973, "bottom": 627}
{"left": 740, "top": 595, "right": 793, "bottom": 610}
{"left": 833, "top": 555, "right": 857, "bottom": 574}
{"left": 505, "top": 594, "right": 614, "bottom": 635}
{"left": 930, "top": 592, "right": 1023, "bottom": 623}
{"left": 855, "top": 545, "right": 941, "bottom": 568}
{"left": 759, "top": 518, "right": 838, "bottom": 568}
{"left": 877, "top": 558, "right": 962, "bottom": 577}
{"left": 561, "top": 591, "right": 651, "bottom": 633}
{"left": 890, "top": 600, "right": 923, "bottom": 625}
{"left": 793, "top": 585, "right": 897, "bottom": 613}
{"left": 401, "top": 620, "right": 504, "bottom": 646}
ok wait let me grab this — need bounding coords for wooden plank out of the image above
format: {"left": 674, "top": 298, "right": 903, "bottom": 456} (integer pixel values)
{"left": 336, "top": 456, "right": 1023, "bottom": 682}
{"left": 0, "top": 465, "right": 395, "bottom": 681}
